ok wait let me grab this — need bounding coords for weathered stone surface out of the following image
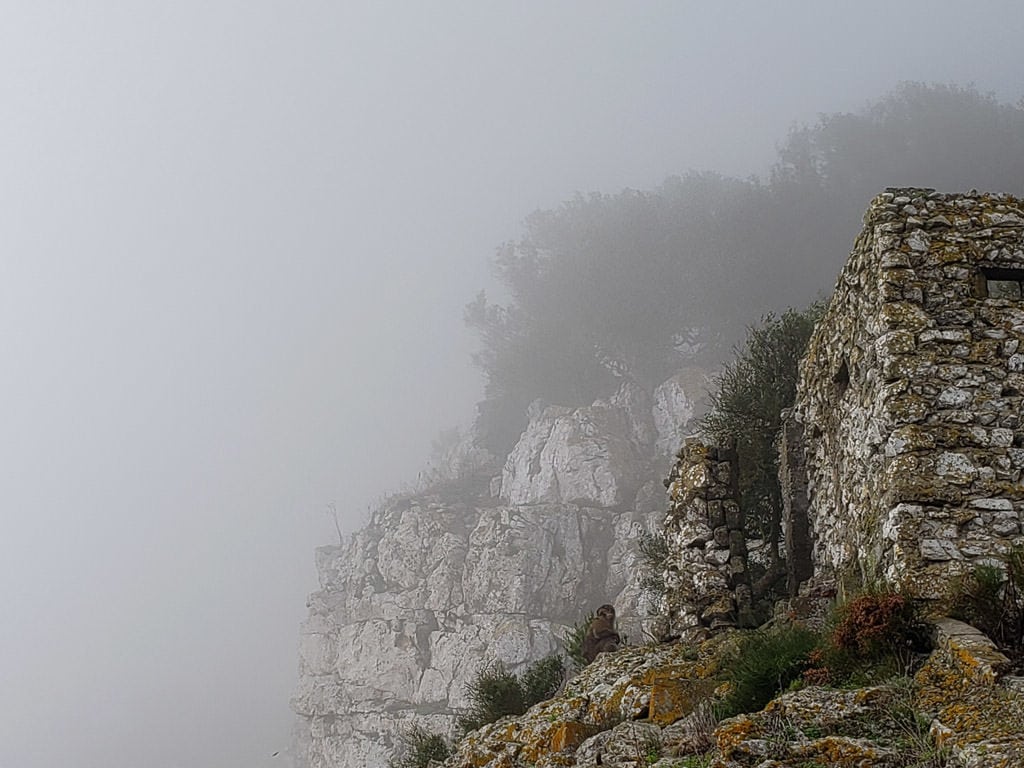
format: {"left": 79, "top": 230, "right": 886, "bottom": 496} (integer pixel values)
{"left": 293, "top": 372, "right": 702, "bottom": 766}
{"left": 500, "top": 395, "right": 646, "bottom": 508}
{"left": 788, "top": 188, "right": 1024, "bottom": 599}
{"left": 291, "top": 492, "right": 624, "bottom": 767}
{"left": 916, "top": 618, "right": 1024, "bottom": 766}
{"left": 663, "top": 438, "right": 757, "bottom": 634}
{"left": 442, "top": 640, "right": 722, "bottom": 768}
{"left": 432, "top": 624, "right": 1024, "bottom": 768}
{"left": 652, "top": 368, "right": 709, "bottom": 456}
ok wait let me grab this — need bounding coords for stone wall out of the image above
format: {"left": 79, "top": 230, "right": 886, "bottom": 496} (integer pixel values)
{"left": 662, "top": 437, "right": 753, "bottom": 633}
{"left": 789, "top": 188, "right": 1024, "bottom": 598}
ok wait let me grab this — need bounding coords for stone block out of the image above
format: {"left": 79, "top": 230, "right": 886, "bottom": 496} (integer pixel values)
{"left": 919, "top": 538, "right": 962, "bottom": 561}
{"left": 707, "top": 500, "right": 725, "bottom": 528}
{"left": 724, "top": 501, "right": 743, "bottom": 529}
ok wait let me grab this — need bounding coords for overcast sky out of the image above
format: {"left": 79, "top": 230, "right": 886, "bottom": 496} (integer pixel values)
{"left": 1, "top": 3, "right": 1022, "bottom": 768}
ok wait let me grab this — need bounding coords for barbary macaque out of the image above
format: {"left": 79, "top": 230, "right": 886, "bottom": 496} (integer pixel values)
{"left": 581, "top": 603, "right": 621, "bottom": 663}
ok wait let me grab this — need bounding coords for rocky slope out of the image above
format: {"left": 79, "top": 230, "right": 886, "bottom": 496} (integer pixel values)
{"left": 290, "top": 374, "right": 708, "bottom": 767}
{"left": 437, "top": 616, "right": 1024, "bottom": 768}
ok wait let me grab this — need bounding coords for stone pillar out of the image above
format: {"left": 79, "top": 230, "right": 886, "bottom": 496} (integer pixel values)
{"left": 662, "top": 437, "right": 750, "bottom": 634}
{"left": 779, "top": 411, "right": 813, "bottom": 597}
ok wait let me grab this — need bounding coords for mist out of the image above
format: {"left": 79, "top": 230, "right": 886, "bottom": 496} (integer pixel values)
{"left": 1, "top": 3, "right": 1022, "bottom": 767}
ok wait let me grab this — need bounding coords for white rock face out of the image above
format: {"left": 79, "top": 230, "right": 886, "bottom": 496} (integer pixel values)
{"left": 653, "top": 368, "right": 710, "bottom": 456}
{"left": 291, "top": 495, "right": 638, "bottom": 768}
{"left": 500, "top": 398, "right": 645, "bottom": 508}
{"left": 291, "top": 374, "right": 710, "bottom": 767}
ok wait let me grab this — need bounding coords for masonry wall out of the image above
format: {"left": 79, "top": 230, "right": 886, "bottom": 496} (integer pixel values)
{"left": 791, "top": 188, "right": 1024, "bottom": 598}
{"left": 663, "top": 437, "right": 755, "bottom": 632}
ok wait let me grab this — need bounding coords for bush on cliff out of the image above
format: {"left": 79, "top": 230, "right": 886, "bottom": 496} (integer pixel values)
{"left": 389, "top": 725, "right": 451, "bottom": 768}
{"left": 717, "top": 624, "right": 819, "bottom": 717}
{"left": 458, "top": 654, "right": 565, "bottom": 732}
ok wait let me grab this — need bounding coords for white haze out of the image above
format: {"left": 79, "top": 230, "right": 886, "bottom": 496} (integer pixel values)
{"left": 0, "top": 3, "right": 1021, "bottom": 767}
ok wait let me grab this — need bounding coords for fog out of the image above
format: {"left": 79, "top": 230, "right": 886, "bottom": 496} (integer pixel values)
{"left": 0, "top": 3, "right": 1021, "bottom": 767}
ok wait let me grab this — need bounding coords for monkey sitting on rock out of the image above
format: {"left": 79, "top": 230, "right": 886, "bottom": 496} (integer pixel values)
{"left": 581, "top": 604, "right": 621, "bottom": 664}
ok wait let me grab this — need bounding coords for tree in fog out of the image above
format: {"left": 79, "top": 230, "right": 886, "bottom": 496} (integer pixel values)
{"left": 468, "top": 83, "right": 1024, "bottom": 455}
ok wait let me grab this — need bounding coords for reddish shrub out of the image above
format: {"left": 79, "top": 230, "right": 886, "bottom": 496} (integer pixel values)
{"left": 831, "top": 592, "right": 924, "bottom": 659}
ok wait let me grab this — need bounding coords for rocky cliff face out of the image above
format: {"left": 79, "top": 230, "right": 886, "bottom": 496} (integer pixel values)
{"left": 291, "top": 376, "right": 708, "bottom": 767}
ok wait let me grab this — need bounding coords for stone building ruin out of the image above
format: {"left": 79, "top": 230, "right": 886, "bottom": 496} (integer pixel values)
{"left": 666, "top": 188, "right": 1024, "bottom": 630}
{"left": 790, "top": 188, "right": 1024, "bottom": 599}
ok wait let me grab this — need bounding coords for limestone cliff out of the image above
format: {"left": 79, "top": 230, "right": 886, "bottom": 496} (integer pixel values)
{"left": 290, "top": 377, "right": 708, "bottom": 767}
{"left": 293, "top": 188, "right": 1024, "bottom": 767}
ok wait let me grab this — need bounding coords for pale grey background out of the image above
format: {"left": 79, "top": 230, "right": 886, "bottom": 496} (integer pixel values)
{"left": 0, "top": 3, "right": 1021, "bottom": 767}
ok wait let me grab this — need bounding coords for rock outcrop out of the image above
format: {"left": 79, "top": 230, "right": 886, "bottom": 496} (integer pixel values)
{"left": 435, "top": 614, "right": 1024, "bottom": 767}
{"left": 291, "top": 377, "right": 708, "bottom": 767}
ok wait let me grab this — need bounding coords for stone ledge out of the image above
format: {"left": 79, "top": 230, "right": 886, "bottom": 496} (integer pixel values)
{"left": 933, "top": 617, "right": 1012, "bottom": 686}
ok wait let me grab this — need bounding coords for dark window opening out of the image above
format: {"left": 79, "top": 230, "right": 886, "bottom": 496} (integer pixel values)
{"left": 833, "top": 359, "right": 850, "bottom": 399}
{"left": 979, "top": 266, "right": 1024, "bottom": 299}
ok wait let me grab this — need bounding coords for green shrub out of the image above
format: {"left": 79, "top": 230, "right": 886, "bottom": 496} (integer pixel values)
{"left": 519, "top": 654, "right": 564, "bottom": 704}
{"left": 458, "top": 655, "right": 565, "bottom": 732}
{"left": 458, "top": 662, "right": 525, "bottom": 732}
{"left": 564, "top": 613, "right": 594, "bottom": 671}
{"left": 388, "top": 725, "right": 451, "bottom": 768}
{"left": 700, "top": 305, "right": 823, "bottom": 598}
{"left": 951, "top": 548, "right": 1024, "bottom": 650}
{"left": 717, "top": 625, "right": 819, "bottom": 717}
{"left": 638, "top": 531, "right": 670, "bottom": 602}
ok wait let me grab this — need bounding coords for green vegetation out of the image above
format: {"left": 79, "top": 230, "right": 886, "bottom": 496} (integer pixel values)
{"left": 717, "top": 624, "right": 820, "bottom": 717}
{"left": 638, "top": 531, "right": 670, "bottom": 603}
{"left": 518, "top": 654, "right": 565, "bottom": 708}
{"left": 700, "top": 304, "right": 822, "bottom": 592}
{"left": 458, "top": 655, "right": 565, "bottom": 733}
{"left": 467, "top": 84, "right": 1024, "bottom": 455}
{"left": 388, "top": 725, "right": 451, "bottom": 768}
{"left": 720, "top": 588, "right": 931, "bottom": 716}
{"left": 563, "top": 613, "right": 594, "bottom": 672}
{"left": 951, "top": 545, "right": 1024, "bottom": 651}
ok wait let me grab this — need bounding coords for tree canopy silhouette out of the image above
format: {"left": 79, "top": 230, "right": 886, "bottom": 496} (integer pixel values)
{"left": 468, "top": 83, "right": 1024, "bottom": 455}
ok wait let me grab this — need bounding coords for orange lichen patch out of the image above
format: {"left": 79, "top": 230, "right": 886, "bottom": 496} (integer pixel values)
{"left": 648, "top": 677, "right": 716, "bottom": 726}
{"left": 586, "top": 683, "right": 628, "bottom": 723}
{"left": 790, "top": 735, "right": 890, "bottom": 766}
{"left": 714, "top": 714, "right": 755, "bottom": 757}
{"left": 548, "top": 721, "right": 590, "bottom": 752}
{"left": 915, "top": 647, "right": 1024, "bottom": 763}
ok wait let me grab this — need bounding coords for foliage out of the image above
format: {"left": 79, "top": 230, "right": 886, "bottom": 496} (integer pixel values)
{"left": 638, "top": 531, "right": 670, "bottom": 602}
{"left": 518, "top": 654, "right": 564, "bottom": 705}
{"left": 467, "top": 84, "right": 1024, "bottom": 455}
{"left": 458, "top": 655, "right": 565, "bottom": 733}
{"left": 563, "top": 612, "right": 594, "bottom": 672}
{"left": 717, "top": 624, "right": 820, "bottom": 717}
{"left": 881, "top": 679, "right": 951, "bottom": 768}
{"left": 458, "top": 662, "right": 525, "bottom": 732}
{"left": 797, "top": 588, "right": 931, "bottom": 687}
{"left": 832, "top": 590, "right": 930, "bottom": 661}
{"left": 388, "top": 725, "right": 451, "bottom": 768}
{"left": 700, "top": 305, "right": 822, "bottom": 581}
{"left": 951, "top": 545, "right": 1024, "bottom": 651}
